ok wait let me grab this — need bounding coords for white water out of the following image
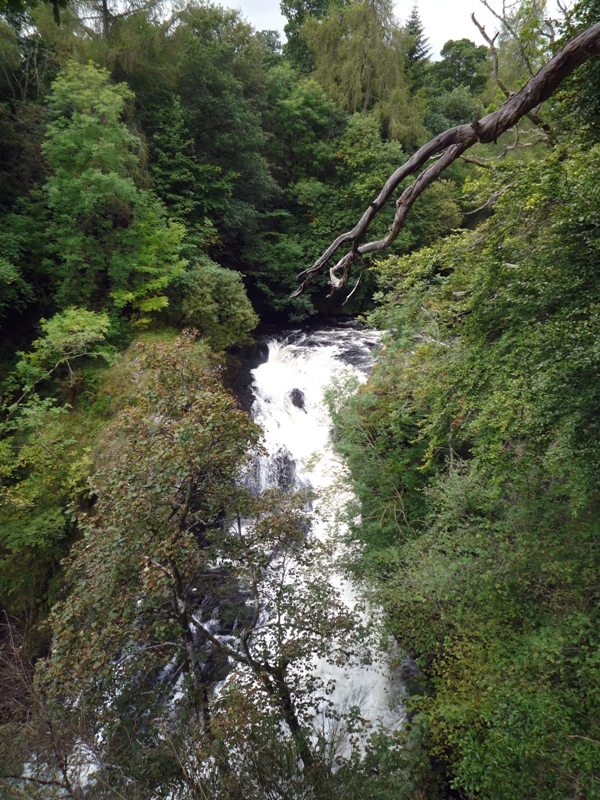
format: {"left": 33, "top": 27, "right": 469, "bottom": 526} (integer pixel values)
{"left": 248, "top": 323, "right": 404, "bottom": 748}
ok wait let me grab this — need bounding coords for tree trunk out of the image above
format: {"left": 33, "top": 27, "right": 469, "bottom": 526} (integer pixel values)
{"left": 101, "top": 0, "right": 110, "bottom": 41}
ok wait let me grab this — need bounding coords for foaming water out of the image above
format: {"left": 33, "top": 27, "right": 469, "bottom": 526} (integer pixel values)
{"left": 248, "top": 324, "right": 404, "bottom": 745}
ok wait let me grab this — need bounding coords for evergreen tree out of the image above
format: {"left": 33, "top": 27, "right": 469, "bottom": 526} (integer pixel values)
{"left": 149, "top": 94, "right": 232, "bottom": 260}
{"left": 404, "top": 3, "right": 431, "bottom": 88}
{"left": 405, "top": 3, "right": 431, "bottom": 63}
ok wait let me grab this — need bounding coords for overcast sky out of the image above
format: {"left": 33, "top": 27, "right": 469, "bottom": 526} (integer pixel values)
{"left": 229, "top": 0, "right": 500, "bottom": 58}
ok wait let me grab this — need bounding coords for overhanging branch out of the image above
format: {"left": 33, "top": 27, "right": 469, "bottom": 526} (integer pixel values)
{"left": 291, "top": 22, "right": 600, "bottom": 299}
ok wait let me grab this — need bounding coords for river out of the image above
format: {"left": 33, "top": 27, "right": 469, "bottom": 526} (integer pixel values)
{"left": 246, "top": 321, "right": 404, "bottom": 754}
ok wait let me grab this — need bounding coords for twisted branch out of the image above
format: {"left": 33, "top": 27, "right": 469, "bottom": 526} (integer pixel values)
{"left": 292, "top": 21, "right": 600, "bottom": 299}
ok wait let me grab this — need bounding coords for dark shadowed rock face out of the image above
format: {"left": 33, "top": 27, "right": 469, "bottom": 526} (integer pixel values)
{"left": 290, "top": 388, "right": 306, "bottom": 411}
{"left": 271, "top": 447, "right": 296, "bottom": 491}
{"left": 224, "top": 340, "right": 270, "bottom": 412}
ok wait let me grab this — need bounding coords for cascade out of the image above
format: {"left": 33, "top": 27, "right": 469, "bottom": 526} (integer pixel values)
{"left": 247, "top": 321, "right": 404, "bottom": 750}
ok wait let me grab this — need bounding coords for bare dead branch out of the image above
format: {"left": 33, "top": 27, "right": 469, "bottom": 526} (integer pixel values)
{"left": 472, "top": 13, "right": 510, "bottom": 97}
{"left": 480, "top": 0, "right": 536, "bottom": 77}
{"left": 461, "top": 131, "right": 549, "bottom": 166}
{"left": 341, "top": 267, "right": 364, "bottom": 306}
{"left": 472, "top": 5, "right": 557, "bottom": 140}
{"left": 463, "top": 183, "right": 515, "bottom": 214}
{"left": 292, "top": 21, "right": 600, "bottom": 299}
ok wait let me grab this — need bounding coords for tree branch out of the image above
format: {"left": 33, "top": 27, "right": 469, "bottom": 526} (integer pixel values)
{"left": 471, "top": 13, "right": 510, "bottom": 97}
{"left": 463, "top": 182, "right": 515, "bottom": 214}
{"left": 292, "top": 22, "right": 600, "bottom": 299}
{"left": 480, "top": 0, "right": 536, "bottom": 78}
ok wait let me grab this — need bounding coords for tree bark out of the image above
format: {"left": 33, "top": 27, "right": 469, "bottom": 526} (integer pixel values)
{"left": 291, "top": 22, "right": 600, "bottom": 299}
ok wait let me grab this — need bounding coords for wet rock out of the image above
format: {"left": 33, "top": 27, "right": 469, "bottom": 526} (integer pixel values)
{"left": 223, "top": 340, "right": 270, "bottom": 412}
{"left": 270, "top": 447, "right": 296, "bottom": 491}
{"left": 290, "top": 388, "right": 306, "bottom": 411}
{"left": 398, "top": 652, "right": 424, "bottom": 696}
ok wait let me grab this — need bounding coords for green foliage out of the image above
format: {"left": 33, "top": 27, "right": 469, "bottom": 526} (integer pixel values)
{"left": 173, "top": 4, "right": 278, "bottom": 235}
{"left": 263, "top": 67, "right": 344, "bottom": 185}
{"left": 494, "top": 0, "right": 553, "bottom": 91}
{"left": 554, "top": 0, "right": 600, "bottom": 143}
{"left": 425, "top": 84, "right": 486, "bottom": 136}
{"left": 18, "top": 333, "right": 370, "bottom": 797}
{"left": 0, "top": 100, "right": 49, "bottom": 216}
{"left": 405, "top": 3, "right": 431, "bottom": 64}
{"left": 9, "top": 306, "right": 112, "bottom": 395}
{"left": 39, "top": 333, "right": 258, "bottom": 698}
{"left": 303, "top": 0, "right": 427, "bottom": 146}
{"left": 422, "top": 38, "right": 490, "bottom": 138}
{"left": 0, "top": 307, "right": 112, "bottom": 620}
{"left": 40, "top": 61, "right": 186, "bottom": 319}
{"left": 332, "top": 143, "right": 600, "bottom": 798}
{"left": 431, "top": 38, "right": 490, "bottom": 94}
{"left": 404, "top": 3, "right": 431, "bottom": 89}
{"left": 0, "top": 230, "right": 32, "bottom": 322}
{"left": 0, "top": 401, "right": 88, "bottom": 618}
{"left": 0, "top": 0, "right": 67, "bottom": 25}
{"left": 150, "top": 94, "right": 232, "bottom": 235}
{"left": 0, "top": 0, "right": 470, "bottom": 325}
{"left": 242, "top": 110, "right": 460, "bottom": 318}
{"left": 281, "top": 0, "right": 347, "bottom": 73}
{"left": 332, "top": 725, "right": 446, "bottom": 799}
{"left": 179, "top": 259, "right": 259, "bottom": 349}
{"left": 5, "top": 3, "right": 598, "bottom": 796}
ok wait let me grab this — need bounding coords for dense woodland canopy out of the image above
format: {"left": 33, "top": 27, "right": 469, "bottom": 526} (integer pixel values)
{"left": 1, "top": 0, "right": 600, "bottom": 796}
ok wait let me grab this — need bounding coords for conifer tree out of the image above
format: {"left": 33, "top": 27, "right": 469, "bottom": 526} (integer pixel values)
{"left": 405, "top": 3, "right": 431, "bottom": 88}
{"left": 405, "top": 3, "right": 431, "bottom": 63}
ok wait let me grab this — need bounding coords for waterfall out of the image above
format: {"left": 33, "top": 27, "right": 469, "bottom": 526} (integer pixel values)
{"left": 247, "top": 322, "right": 404, "bottom": 749}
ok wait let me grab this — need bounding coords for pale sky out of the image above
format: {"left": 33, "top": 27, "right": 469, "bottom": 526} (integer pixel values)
{"left": 230, "top": 0, "right": 568, "bottom": 58}
{"left": 230, "top": 0, "right": 499, "bottom": 58}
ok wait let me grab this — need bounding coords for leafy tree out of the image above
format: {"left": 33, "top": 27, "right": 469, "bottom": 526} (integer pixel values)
{"left": 39, "top": 60, "right": 186, "bottom": 320}
{"left": 255, "top": 27, "right": 283, "bottom": 67}
{"left": 262, "top": 66, "right": 344, "bottom": 186}
{"left": 0, "top": 29, "right": 53, "bottom": 330}
{"left": 425, "top": 84, "right": 485, "bottom": 136}
{"left": 555, "top": 0, "right": 600, "bottom": 142}
{"left": 6, "top": 306, "right": 111, "bottom": 404}
{"left": 179, "top": 260, "right": 259, "bottom": 350}
{"left": 489, "top": 0, "right": 554, "bottom": 92}
{"left": 173, "top": 3, "right": 278, "bottom": 237}
{"left": 281, "top": 0, "right": 350, "bottom": 73}
{"left": 332, "top": 143, "right": 600, "bottom": 799}
{"left": 303, "top": 0, "right": 427, "bottom": 146}
{"left": 431, "top": 38, "right": 490, "bottom": 94}
{"left": 25, "top": 333, "right": 369, "bottom": 798}
{"left": 0, "top": 307, "right": 111, "bottom": 622}
{"left": 0, "top": 231, "right": 32, "bottom": 324}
